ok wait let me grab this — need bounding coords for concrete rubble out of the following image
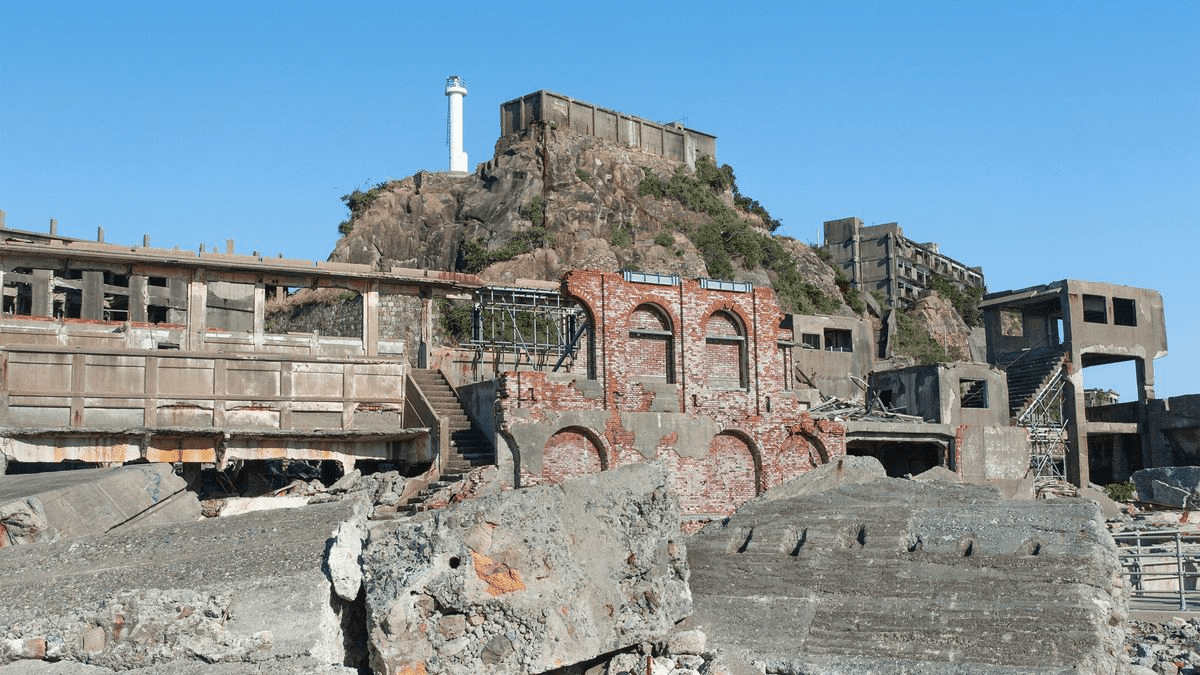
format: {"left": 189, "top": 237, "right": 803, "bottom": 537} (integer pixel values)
{"left": 684, "top": 456, "right": 1129, "bottom": 674}
{"left": 360, "top": 461, "right": 691, "bottom": 675}
{"left": 1133, "top": 467, "right": 1200, "bottom": 509}
{"left": 0, "top": 463, "right": 200, "bottom": 547}
{"left": 0, "top": 501, "right": 365, "bottom": 672}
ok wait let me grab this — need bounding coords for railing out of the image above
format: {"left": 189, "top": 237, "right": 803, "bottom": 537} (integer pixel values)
{"left": 1114, "top": 529, "right": 1200, "bottom": 611}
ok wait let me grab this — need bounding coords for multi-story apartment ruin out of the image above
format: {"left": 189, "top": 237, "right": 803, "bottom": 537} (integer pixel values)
{"left": 824, "top": 217, "right": 985, "bottom": 306}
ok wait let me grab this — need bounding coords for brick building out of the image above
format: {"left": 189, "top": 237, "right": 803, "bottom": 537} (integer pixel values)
{"left": 494, "top": 270, "right": 845, "bottom": 527}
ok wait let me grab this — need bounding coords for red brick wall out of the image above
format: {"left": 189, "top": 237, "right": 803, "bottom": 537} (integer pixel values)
{"left": 540, "top": 427, "right": 605, "bottom": 482}
{"left": 497, "top": 271, "right": 848, "bottom": 520}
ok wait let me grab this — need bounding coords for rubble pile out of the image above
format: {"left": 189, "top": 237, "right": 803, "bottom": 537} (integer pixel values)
{"left": 0, "top": 457, "right": 1145, "bottom": 674}
{"left": 1126, "top": 619, "right": 1200, "bottom": 675}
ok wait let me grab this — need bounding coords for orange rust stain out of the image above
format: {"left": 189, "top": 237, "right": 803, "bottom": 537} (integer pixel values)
{"left": 470, "top": 550, "right": 525, "bottom": 596}
{"left": 395, "top": 661, "right": 427, "bottom": 675}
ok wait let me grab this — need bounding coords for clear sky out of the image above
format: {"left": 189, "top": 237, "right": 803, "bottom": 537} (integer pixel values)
{"left": 2, "top": 1, "right": 1197, "bottom": 399}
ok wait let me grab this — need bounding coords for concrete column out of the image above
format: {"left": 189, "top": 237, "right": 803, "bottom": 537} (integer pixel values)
{"left": 1063, "top": 366, "right": 1090, "bottom": 488}
{"left": 81, "top": 270, "right": 104, "bottom": 320}
{"left": 1137, "top": 357, "right": 1155, "bottom": 469}
{"left": 32, "top": 269, "right": 53, "bottom": 317}
{"left": 185, "top": 274, "right": 208, "bottom": 350}
{"left": 418, "top": 287, "right": 432, "bottom": 368}
{"left": 253, "top": 283, "right": 265, "bottom": 346}
{"left": 362, "top": 287, "right": 379, "bottom": 356}
{"left": 143, "top": 356, "right": 158, "bottom": 427}
{"left": 70, "top": 352, "right": 86, "bottom": 426}
{"left": 129, "top": 275, "right": 148, "bottom": 323}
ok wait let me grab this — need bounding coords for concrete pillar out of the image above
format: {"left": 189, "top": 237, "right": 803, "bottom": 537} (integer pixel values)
{"left": 129, "top": 275, "right": 148, "bottom": 323}
{"left": 1137, "top": 357, "right": 1155, "bottom": 470}
{"left": 81, "top": 270, "right": 104, "bottom": 320}
{"left": 1063, "top": 367, "right": 1090, "bottom": 488}
{"left": 362, "top": 287, "right": 379, "bottom": 356}
{"left": 185, "top": 275, "right": 208, "bottom": 350}
{"left": 418, "top": 287, "right": 432, "bottom": 368}
{"left": 253, "top": 283, "right": 265, "bottom": 344}
{"left": 32, "top": 269, "right": 53, "bottom": 317}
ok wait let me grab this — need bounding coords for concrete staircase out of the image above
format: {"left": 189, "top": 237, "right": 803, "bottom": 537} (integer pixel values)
{"left": 996, "top": 347, "right": 1069, "bottom": 418}
{"left": 405, "top": 369, "right": 495, "bottom": 513}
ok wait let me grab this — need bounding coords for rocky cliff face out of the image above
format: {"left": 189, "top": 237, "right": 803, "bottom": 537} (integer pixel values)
{"left": 328, "top": 123, "right": 846, "bottom": 311}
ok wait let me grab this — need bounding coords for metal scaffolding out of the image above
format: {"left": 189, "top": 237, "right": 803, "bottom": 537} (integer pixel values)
{"left": 1018, "top": 368, "right": 1069, "bottom": 480}
{"left": 469, "top": 285, "right": 590, "bottom": 372}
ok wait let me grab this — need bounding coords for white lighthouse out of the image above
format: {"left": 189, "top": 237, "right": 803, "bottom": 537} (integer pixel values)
{"left": 445, "top": 75, "right": 468, "bottom": 173}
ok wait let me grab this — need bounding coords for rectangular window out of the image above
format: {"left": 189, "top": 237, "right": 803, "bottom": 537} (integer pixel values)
{"left": 1113, "top": 297, "right": 1137, "bottom": 326}
{"left": 1082, "top": 294, "right": 1107, "bottom": 324}
{"left": 824, "top": 328, "right": 853, "bottom": 353}
{"left": 801, "top": 333, "right": 820, "bottom": 350}
{"left": 960, "top": 379, "right": 989, "bottom": 408}
{"left": 1000, "top": 309, "right": 1024, "bottom": 337}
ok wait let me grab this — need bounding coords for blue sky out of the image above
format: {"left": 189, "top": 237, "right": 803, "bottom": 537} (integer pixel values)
{"left": 2, "top": 1, "right": 1197, "bottom": 398}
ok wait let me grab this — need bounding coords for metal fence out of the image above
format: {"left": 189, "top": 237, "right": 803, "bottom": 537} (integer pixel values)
{"left": 1114, "top": 529, "right": 1200, "bottom": 611}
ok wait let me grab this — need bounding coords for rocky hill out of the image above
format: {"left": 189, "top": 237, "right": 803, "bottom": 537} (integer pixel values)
{"left": 328, "top": 121, "right": 851, "bottom": 315}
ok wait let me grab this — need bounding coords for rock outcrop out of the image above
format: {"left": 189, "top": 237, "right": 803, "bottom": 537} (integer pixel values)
{"left": 361, "top": 461, "right": 691, "bottom": 675}
{"left": 685, "top": 457, "right": 1128, "bottom": 674}
{"left": 328, "top": 123, "right": 845, "bottom": 307}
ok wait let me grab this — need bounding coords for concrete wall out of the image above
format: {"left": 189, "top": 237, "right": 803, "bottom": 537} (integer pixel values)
{"left": 791, "top": 313, "right": 874, "bottom": 401}
{"left": 500, "top": 91, "right": 717, "bottom": 169}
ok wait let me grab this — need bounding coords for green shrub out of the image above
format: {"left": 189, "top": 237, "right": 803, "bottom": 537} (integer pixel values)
{"left": 438, "top": 298, "right": 473, "bottom": 344}
{"left": 575, "top": 168, "right": 591, "bottom": 182}
{"left": 520, "top": 196, "right": 544, "bottom": 228}
{"left": 1103, "top": 482, "right": 1136, "bottom": 502}
{"left": 929, "top": 274, "right": 985, "bottom": 327}
{"left": 893, "top": 309, "right": 952, "bottom": 364}
{"left": 612, "top": 222, "right": 634, "bottom": 248}
{"left": 337, "top": 181, "right": 390, "bottom": 235}
{"left": 653, "top": 231, "right": 674, "bottom": 247}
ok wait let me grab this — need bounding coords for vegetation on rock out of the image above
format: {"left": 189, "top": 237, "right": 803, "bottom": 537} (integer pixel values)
{"left": 929, "top": 274, "right": 985, "bottom": 327}
{"left": 338, "top": 181, "right": 391, "bottom": 236}
{"left": 893, "top": 308, "right": 953, "bottom": 364}
{"left": 639, "top": 156, "right": 840, "bottom": 315}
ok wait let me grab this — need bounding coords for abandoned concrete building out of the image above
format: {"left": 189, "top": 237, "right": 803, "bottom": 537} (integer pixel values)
{"left": 2, "top": 217, "right": 1194, "bottom": 526}
{"left": 824, "top": 216, "right": 986, "bottom": 307}
{"left": 499, "top": 90, "right": 717, "bottom": 170}
{"left": 0, "top": 226, "right": 482, "bottom": 479}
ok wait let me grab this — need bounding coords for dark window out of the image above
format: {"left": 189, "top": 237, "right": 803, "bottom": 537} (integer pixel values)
{"left": 1082, "top": 294, "right": 1107, "bottom": 324}
{"left": 960, "top": 379, "right": 989, "bottom": 409}
{"left": 1113, "top": 297, "right": 1137, "bottom": 326}
{"left": 824, "top": 328, "right": 853, "bottom": 353}
{"left": 801, "top": 333, "right": 820, "bottom": 350}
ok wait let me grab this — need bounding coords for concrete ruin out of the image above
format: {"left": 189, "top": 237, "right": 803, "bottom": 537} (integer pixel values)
{"left": 0, "top": 227, "right": 484, "bottom": 478}
{"left": 686, "top": 456, "right": 1128, "bottom": 673}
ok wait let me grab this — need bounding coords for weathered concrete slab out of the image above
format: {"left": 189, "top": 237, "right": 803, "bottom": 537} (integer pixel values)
{"left": 0, "top": 502, "right": 363, "bottom": 671}
{"left": 0, "top": 464, "right": 199, "bottom": 546}
{"left": 362, "top": 461, "right": 691, "bottom": 675}
{"left": 686, "top": 458, "right": 1128, "bottom": 674}
{"left": 1132, "top": 466, "right": 1200, "bottom": 509}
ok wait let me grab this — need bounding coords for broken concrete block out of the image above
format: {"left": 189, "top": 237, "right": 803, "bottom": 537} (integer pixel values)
{"left": 687, "top": 471, "right": 1127, "bottom": 673}
{"left": 1132, "top": 467, "right": 1200, "bottom": 508}
{"left": 362, "top": 461, "right": 691, "bottom": 675}
{"left": 0, "top": 464, "right": 199, "bottom": 546}
{"left": 0, "top": 502, "right": 364, "bottom": 671}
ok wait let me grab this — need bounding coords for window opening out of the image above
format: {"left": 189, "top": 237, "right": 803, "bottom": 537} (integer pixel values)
{"left": 1000, "top": 310, "right": 1023, "bottom": 337}
{"left": 1113, "top": 297, "right": 1137, "bottom": 326}
{"left": 960, "top": 379, "right": 989, "bottom": 409}
{"left": 824, "top": 328, "right": 853, "bottom": 353}
{"left": 705, "top": 310, "right": 748, "bottom": 390}
{"left": 800, "top": 333, "right": 820, "bottom": 350}
{"left": 1082, "top": 294, "right": 1107, "bottom": 324}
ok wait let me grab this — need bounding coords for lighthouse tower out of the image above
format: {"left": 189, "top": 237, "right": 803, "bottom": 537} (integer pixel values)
{"left": 444, "top": 75, "right": 468, "bottom": 173}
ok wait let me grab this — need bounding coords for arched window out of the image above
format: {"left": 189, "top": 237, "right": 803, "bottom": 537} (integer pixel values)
{"left": 704, "top": 310, "right": 748, "bottom": 390}
{"left": 628, "top": 303, "right": 675, "bottom": 383}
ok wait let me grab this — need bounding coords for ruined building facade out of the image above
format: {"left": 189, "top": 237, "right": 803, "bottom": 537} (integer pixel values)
{"left": 824, "top": 217, "right": 985, "bottom": 307}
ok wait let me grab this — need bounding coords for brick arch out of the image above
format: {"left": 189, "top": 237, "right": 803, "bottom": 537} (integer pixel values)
{"left": 627, "top": 303, "right": 675, "bottom": 383}
{"left": 540, "top": 425, "right": 608, "bottom": 483}
{"left": 702, "top": 309, "right": 748, "bottom": 390}
{"left": 670, "top": 431, "right": 761, "bottom": 517}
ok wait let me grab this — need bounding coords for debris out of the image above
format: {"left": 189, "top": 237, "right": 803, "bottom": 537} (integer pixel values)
{"left": 361, "top": 461, "right": 691, "bottom": 674}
